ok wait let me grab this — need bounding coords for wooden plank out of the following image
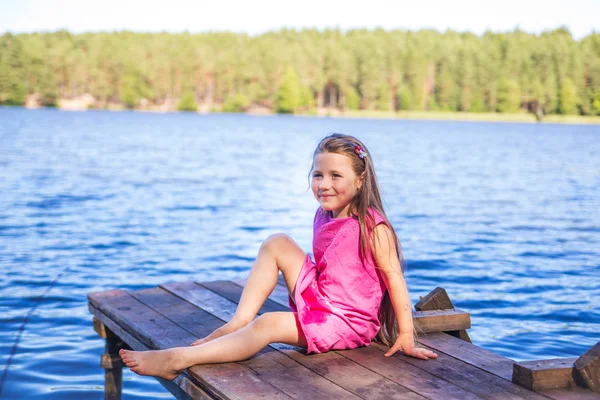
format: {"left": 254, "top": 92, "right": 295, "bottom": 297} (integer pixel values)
{"left": 236, "top": 349, "right": 379, "bottom": 400}
{"left": 413, "top": 309, "right": 471, "bottom": 333}
{"left": 368, "top": 342, "right": 547, "bottom": 400}
{"left": 89, "top": 304, "right": 212, "bottom": 400}
{"left": 540, "top": 387, "right": 600, "bottom": 400}
{"left": 417, "top": 332, "right": 516, "bottom": 380}
{"left": 575, "top": 342, "right": 600, "bottom": 392}
{"left": 513, "top": 358, "right": 578, "bottom": 391}
{"left": 414, "top": 287, "right": 472, "bottom": 343}
{"left": 189, "top": 280, "right": 492, "bottom": 400}
{"left": 340, "top": 344, "right": 484, "bottom": 400}
{"left": 132, "top": 286, "right": 362, "bottom": 400}
{"left": 88, "top": 289, "right": 291, "bottom": 400}
{"left": 271, "top": 347, "right": 426, "bottom": 400}
{"left": 162, "top": 281, "right": 425, "bottom": 399}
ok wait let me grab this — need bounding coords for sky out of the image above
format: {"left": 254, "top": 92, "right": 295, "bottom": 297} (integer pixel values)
{"left": 0, "top": 0, "right": 598, "bottom": 39}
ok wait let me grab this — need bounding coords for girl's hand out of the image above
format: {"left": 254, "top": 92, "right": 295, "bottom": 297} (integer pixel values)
{"left": 384, "top": 332, "right": 438, "bottom": 360}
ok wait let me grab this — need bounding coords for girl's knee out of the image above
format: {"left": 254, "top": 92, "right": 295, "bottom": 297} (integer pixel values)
{"left": 251, "top": 312, "right": 304, "bottom": 346}
{"left": 260, "top": 233, "right": 293, "bottom": 254}
{"left": 252, "top": 312, "right": 274, "bottom": 331}
{"left": 251, "top": 312, "right": 283, "bottom": 338}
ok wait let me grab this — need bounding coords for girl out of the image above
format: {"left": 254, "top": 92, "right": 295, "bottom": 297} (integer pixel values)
{"left": 120, "top": 133, "right": 437, "bottom": 380}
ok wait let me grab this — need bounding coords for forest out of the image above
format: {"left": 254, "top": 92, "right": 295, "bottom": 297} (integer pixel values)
{"left": 0, "top": 28, "right": 599, "bottom": 116}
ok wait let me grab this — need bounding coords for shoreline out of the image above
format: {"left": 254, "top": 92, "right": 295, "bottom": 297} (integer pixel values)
{"left": 4, "top": 105, "right": 600, "bottom": 125}
{"left": 323, "top": 109, "right": 600, "bottom": 125}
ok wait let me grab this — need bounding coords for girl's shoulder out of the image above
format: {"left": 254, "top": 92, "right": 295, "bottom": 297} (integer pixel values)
{"left": 366, "top": 207, "right": 388, "bottom": 227}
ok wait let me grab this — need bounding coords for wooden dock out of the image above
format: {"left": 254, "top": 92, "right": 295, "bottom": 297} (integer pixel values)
{"left": 88, "top": 277, "right": 600, "bottom": 400}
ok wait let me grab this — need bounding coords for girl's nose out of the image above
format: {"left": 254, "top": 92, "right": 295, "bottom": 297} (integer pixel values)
{"left": 319, "top": 178, "right": 331, "bottom": 189}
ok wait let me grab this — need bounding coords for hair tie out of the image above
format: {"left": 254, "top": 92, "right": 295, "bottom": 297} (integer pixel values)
{"left": 355, "top": 145, "right": 367, "bottom": 160}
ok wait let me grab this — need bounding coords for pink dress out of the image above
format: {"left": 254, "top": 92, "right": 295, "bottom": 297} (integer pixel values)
{"left": 289, "top": 207, "right": 390, "bottom": 354}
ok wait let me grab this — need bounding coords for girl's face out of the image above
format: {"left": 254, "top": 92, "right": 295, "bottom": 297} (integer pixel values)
{"left": 311, "top": 152, "right": 363, "bottom": 219}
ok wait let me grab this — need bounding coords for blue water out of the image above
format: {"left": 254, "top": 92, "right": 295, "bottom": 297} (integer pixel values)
{"left": 1, "top": 107, "right": 599, "bottom": 399}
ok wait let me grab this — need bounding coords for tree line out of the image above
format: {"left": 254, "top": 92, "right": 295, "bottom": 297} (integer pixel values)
{"left": 0, "top": 28, "right": 599, "bottom": 116}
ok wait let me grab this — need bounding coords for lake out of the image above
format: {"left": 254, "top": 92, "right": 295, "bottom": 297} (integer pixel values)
{"left": 1, "top": 107, "right": 598, "bottom": 399}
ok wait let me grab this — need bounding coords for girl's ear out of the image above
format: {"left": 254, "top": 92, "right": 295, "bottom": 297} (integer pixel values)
{"left": 357, "top": 172, "right": 366, "bottom": 190}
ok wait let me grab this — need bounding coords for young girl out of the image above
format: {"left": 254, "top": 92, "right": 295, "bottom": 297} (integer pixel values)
{"left": 120, "top": 133, "right": 437, "bottom": 380}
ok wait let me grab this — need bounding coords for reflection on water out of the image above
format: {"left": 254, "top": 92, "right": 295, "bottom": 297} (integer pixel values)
{"left": 1, "top": 108, "right": 599, "bottom": 398}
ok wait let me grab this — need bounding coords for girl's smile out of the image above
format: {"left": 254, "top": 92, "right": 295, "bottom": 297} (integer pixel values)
{"left": 311, "top": 152, "right": 363, "bottom": 219}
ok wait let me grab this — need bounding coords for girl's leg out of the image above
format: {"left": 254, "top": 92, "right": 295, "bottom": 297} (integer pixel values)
{"left": 192, "top": 234, "right": 306, "bottom": 345}
{"left": 120, "top": 311, "right": 306, "bottom": 380}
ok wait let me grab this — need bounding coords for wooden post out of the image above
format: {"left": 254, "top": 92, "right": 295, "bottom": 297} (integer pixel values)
{"left": 414, "top": 287, "right": 472, "bottom": 343}
{"left": 512, "top": 358, "right": 578, "bottom": 391}
{"left": 94, "top": 317, "right": 125, "bottom": 400}
{"left": 574, "top": 342, "right": 600, "bottom": 392}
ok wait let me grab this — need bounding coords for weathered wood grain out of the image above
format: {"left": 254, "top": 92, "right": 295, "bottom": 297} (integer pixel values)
{"left": 162, "top": 281, "right": 438, "bottom": 399}
{"left": 540, "top": 387, "right": 600, "bottom": 400}
{"left": 415, "top": 287, "right": 455, "bottom": 311}
{"left": 103, "top": 336, "right": 123, "bottom": 400}
{"left": 414, "top": 287, "right": 472, "bottom": 343}
{"left": 369, "top": 341, "right": 547, "bottom": 400}
{"left": 575, "top": 342, "right": 600, "bottom": 392}
{"left": 417, "top": 332, "right": 516, "bottom": 380}
{"left": 340, "top": 344, "right": 484, "bottom": 400}
{"left": 101, "top": 353, "right": 124, "bottom": 369}
{"left": 413, "top": 308, "right": 471, "bottom": 333}
{"left": 88, "top": 289, "right": 291, "bottom": 400}
{"left": 89, "top": 304, "right": 210, "bottom": 400}
{"left": 132, "top": 286, "right": 361, "bottom": 400}
{"left": 94, "top": 317, "right": 116, "bottom": 339}
{"left": 513, "top": 358, "right": 578, "bottom": 391}
{"left": 89, "top": 279, "right": 600, "bottom": 400}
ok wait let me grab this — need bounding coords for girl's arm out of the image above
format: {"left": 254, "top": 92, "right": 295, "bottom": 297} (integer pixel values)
{"left": 371, "top": 224, "right": 438, "bottom": 360}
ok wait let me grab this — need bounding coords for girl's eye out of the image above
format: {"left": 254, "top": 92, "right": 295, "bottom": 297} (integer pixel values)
{"left": 313, "top": 174, "right": 322, "bottom": 178}
{"left": 333, "top": 174, "right": 341, "bottom": 178}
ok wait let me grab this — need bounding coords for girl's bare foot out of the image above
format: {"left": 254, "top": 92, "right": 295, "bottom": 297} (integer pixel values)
{"left": 119, "top": 348, "right": 183, "bottom": 381}
{"left": 191, "top": 318, "right": 247, "bottom": 346}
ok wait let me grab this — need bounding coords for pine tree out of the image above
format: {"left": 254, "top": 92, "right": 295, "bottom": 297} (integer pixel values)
{"left": 558, "top": 77, "right": 579, "bottom": 114}
{"left": 344, "top": 86, "right": 360, "bottom": 110}
{"left": 496, "top": 77, "right": 521, "bottom": 113}
{"left": 275, "top": 66, "right": 301, "bottom": 113}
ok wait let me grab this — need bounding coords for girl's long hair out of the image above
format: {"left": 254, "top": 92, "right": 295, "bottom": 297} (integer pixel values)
{"left": 309, "top": 133, "right": 408, "bottom": 346}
